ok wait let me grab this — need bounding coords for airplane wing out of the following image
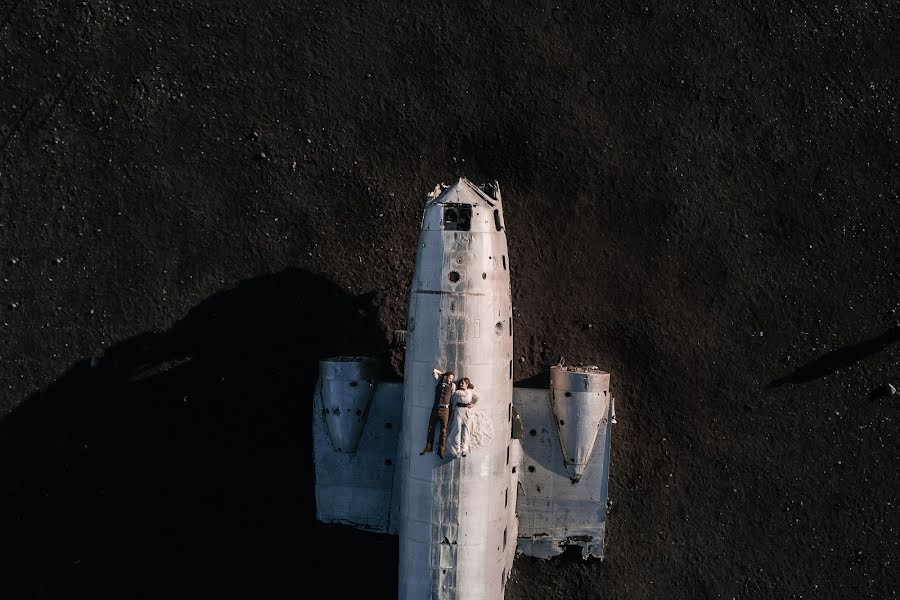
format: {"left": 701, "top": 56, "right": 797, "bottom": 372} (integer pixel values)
{"left": 312, "top": 357, "right": 403, "bottom": 533}
{"left": 512, "top": 365, "right": 616, "bottom": 559}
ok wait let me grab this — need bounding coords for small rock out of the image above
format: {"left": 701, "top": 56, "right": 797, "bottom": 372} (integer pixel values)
{"left": 9, "top": 258, "right": 17, "bottom": 265}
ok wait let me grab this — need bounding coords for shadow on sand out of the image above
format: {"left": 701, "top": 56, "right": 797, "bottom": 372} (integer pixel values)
{"left": 0, "top": 269, "right": 399, "bottom": 599}
{"left": 767, "top": 325, "right": 900, "bottom": 390}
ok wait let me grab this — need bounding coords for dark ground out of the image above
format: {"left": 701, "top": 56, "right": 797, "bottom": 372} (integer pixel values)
{"left": 0, "top": 1, "right": 897, "bottom": 598}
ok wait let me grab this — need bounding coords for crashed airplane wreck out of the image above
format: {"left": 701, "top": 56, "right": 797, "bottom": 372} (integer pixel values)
{"left": 312, "top": 178, "right": 617, "bottom": 599}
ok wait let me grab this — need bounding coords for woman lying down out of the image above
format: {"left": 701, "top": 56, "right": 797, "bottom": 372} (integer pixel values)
{"left": 447, "top": 377, "right": 494, "bottom": 458}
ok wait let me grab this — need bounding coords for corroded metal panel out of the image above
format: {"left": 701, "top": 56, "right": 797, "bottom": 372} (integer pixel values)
{"left": 313, "top": 377, "right": 403, "bottom": 532}
{"left": 513, "top": 384, "right": 614, "bottom": 559}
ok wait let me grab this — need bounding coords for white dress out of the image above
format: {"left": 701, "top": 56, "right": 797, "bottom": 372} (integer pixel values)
{"left": 448, "top": 389, "right": 494, "bottom": 457}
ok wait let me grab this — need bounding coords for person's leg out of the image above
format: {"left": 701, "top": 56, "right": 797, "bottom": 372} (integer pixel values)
{"left": 421, "top": 408, "right": 438, "bottom": 453}
{"left": 448, "top": 410, "right": 462, "bottom": 456}
{"left": 459, "top": 410, "right": 471, "bottom": 456}
{"left": 437, "top": 407, "right": 450, "bottom": 457}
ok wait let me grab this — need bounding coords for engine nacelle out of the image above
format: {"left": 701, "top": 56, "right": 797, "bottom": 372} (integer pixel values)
{"left": 549, "top": 365, "right": 611, "bottom": 481}
{"left": 317, "top": 356, "right": 379, "bottom": 453}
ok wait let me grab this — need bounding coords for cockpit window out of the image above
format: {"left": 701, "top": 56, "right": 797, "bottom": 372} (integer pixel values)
{"left": 443, "top": 203, "right": 472, "bottom": 231}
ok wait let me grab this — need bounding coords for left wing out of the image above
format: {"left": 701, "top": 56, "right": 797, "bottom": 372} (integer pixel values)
{"left": 512, "top": 365, "right": 616, "bottom": 559}
{"left": 312, "top": 356, "right": 403, "bottom": 533}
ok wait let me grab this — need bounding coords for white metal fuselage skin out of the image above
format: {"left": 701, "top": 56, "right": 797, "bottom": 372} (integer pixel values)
{"left": 397, "top": 180, "right": 518, "bottom": 599}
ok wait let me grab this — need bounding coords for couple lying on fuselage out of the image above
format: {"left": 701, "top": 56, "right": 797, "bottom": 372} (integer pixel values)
{"left": 420, "top": 367, "right": 490, "bottom": 459}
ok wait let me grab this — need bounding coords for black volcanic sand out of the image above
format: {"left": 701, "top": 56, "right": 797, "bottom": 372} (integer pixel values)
{"left": 0, "top": 2, "right": 897, "bottom": 599}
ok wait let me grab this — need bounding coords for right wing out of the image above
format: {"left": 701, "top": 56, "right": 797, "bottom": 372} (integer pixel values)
{"left": 512, "top": 365, "right": 615, "bottom": 559}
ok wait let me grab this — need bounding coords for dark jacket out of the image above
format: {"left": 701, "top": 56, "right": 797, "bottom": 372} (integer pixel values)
{"left": 433, "top": 375, "right": 455, "bottom": 408}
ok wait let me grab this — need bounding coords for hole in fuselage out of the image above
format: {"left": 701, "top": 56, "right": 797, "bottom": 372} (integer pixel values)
{"left": 448, "top": 271, "right": 460, "bottom": 283}
{"left": 528, "top": 465, "right": 536, "bottom": 473}
{"left": 502, "top": 255, "right": 507, "bottom": 270}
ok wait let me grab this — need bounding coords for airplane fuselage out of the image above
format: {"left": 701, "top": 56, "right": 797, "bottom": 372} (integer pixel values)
{"left": 397, "top": 180, "right": 518, "bottom": 599}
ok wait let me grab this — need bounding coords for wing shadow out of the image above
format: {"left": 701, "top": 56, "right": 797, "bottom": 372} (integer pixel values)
{"left": 0, "top": 268, "right": 398, "bottom": 599}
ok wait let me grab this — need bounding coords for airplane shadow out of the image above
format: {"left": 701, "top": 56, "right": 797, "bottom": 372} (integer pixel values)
{"left": 0, "top": 268, "right": 399, "bottom": 600}
{"left": 767, "top": 325, "right": 900, "bottom": 390}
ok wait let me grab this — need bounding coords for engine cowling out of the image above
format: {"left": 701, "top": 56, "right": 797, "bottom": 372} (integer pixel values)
{"left": 549, "top": 365, "right": 611, "bottom": 481}
{"left": 317, "top": 356, "right": 379, "bottom": 453}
